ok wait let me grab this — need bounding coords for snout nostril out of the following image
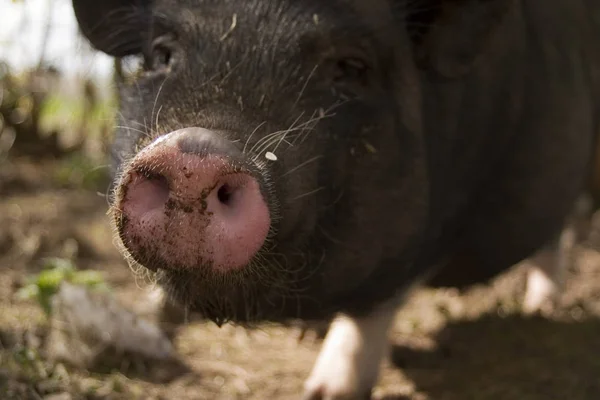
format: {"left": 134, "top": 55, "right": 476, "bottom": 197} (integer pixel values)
{"left": 144, "top": 171, "right": 168, "bottom": 185}
{"left": 217, "top": 184, "right": 233, "bottom": 205}
{"left": 124, "top": 170, "right": 170, "bottom": 218}
{"left": 141, "top": 171, "right": 170, "bottom": 196}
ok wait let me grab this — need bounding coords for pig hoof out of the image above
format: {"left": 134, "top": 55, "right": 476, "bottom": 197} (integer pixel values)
{"left": 302, "top": 352, "right": 371, "bottom": 400}
{"left": 302, "top": 379, "right": 371, "bottom": 400}
{"left": 302, "top": 308, "right": 396, "bottom": 400}
{"left": 522, "top": 266, "right": 558, "bottom": 314}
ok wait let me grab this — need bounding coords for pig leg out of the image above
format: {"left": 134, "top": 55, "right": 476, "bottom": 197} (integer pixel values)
{"left": 302, "top": 300, "right": 398, "bottom": 400}
{"left": 522, "top": 227, "right": 574, "bottom": 314}
{"left": 522, "top": 194, "right": 592, "bottom": 314}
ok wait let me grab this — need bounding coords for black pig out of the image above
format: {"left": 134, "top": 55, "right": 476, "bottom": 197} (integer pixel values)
{"left": 71, "top": 0, "right": 600, "bottom": 398}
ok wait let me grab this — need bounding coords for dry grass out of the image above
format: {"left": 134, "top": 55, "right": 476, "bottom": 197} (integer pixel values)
{"left": 2, "top": 156, "right": 600, "bottom": 400}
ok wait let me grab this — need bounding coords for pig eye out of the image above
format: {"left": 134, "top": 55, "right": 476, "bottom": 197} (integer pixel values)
{"left": 151, "top": 46, "right": 171, "bottom": 70}
{"left": 144, "top": 36, "right": 177, "bottom": 74}
{"left": 334, "top": 57, "right": 369, "bottom": 85}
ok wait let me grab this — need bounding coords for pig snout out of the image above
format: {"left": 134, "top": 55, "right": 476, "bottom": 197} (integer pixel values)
{"left": 114, "top": 127, "right": 271, "bottom": 273}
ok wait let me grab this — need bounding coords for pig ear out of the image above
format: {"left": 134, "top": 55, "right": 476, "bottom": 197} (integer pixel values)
{"left": 407, "top": 0, "right": 511, "bottom": 78}
{"left": 72, "top": 0, "right": 153, "bottom": 57}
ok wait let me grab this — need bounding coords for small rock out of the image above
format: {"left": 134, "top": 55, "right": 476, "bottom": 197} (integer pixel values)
{"left": 43, "top": 392, "right": 72, "bottom": 400}
{"left": 46, "top": 282, "right": 175, "bottom": 369}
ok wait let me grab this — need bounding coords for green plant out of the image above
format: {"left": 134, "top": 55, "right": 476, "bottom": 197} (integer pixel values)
{"left": 16, "top": 258, "right": 109, "bottom": 317}
{"left": 53, "top": 152, "right": 110, "bottom": 190}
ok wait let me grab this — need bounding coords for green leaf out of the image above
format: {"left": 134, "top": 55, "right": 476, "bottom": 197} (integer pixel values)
{"left": 71, "top": 270, "right": 105, "bottom": 286}
{"left": 36, "top": 269, "right": 69, "bottom": 292}
{"left": 15, "top": 284, "right": 39, "bottom": 301}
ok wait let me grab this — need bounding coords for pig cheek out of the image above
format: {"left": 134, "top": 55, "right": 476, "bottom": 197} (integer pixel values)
{"left": 274, "top": 157, "right": 321, "bottom": 240}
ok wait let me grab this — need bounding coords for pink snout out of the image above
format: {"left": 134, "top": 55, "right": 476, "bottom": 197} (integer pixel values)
{"left": 114, "top": 128, "right": 271, "bottom": 273}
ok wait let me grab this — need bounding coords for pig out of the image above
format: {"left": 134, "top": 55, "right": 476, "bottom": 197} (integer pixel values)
{"left": 71, "top": 0, "right": 600, "bottom": 398}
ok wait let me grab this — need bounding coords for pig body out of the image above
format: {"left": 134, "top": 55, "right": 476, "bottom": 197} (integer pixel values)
{"left": 72, "top": 0, "right": 600, "bottom": 398}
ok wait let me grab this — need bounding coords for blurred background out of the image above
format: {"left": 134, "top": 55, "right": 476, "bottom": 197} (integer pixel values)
{"left": 0, "top": 0, "right": 114, "bottom": 156}
{"left": 1, "top": 1, "right": 600, "bottom": 399}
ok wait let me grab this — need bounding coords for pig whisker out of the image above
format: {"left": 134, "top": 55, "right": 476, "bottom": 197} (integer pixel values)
{"left": 276, "top": 256, "right": 325, "bottom": 323}
{"left": 279, "top": 155, "right": 324, "bottom": 179}
{"left": 291, "top": 187, "right": 325, "bottom": 201}
{"left": 250, "top": 110, "right": 337, "bottom": 161}
{"left": 248, "top": 130, "right": 288, "bottom": 156}
{"left": 293, "top": 64, "right": 319, "bottom": 108}
{"left": 123, "top": 246, "right": 153, "bottom": 284}
{"left": 251, "top": 132, "right": 298, "bottom": 161}
{"left": 115, "top": 113, "right": 153, "bottom": 138}
{"left": 249, "top": 111, "right": 305, "bottom": 155}
{"left": 108, "top": 211, "right": 159, "bottom": 287}
{"left": 218, "top": 59, "right": 244, "bottom": 86}
{"left": 250, "top": 134, "right": 294, "bottom": 163}
{"left": 290, "top": 104, "right": 343, "bottom": 147}
{"left": 259, "top": 253, "right": 295, "bottom": 275}
{"left": 243, "top": 121, "right": 267, "bottom": 154}
{"left": 136, "top": 267, "right": 156, "bottom": 289}
{"left": 101, "top": 179, "right": 113, "bottom": 209}
{"left": 250, "top": 261, "right": 285, "bottom": 288}
{"left": 195, "top": 69, "right": 224, "bottom": 92}
{"left": 249, "top": 249, "right": 315, "bottom": 295}
{"left": 128, "top": 77, "right": 154, "bottom": 137}
{"left": 296, "top": 248, "right": 326, "bottom": 284}
{"left": 114, "top": 125, "right": 149, "bottom": 137}
{"left": 142, "top": 117, "right": 151, "bottom": 141}
{"left": 293, "top": 108, "right": 324, "bottom": 146}
{"left": 317, "top": 225, "right": 347, "bottom": 246}
{"left": 272, "top": 112, "right": 307, "bottom": 153}
{"left": 322, "top": 188, "right": 345, "bottom": 209}
{"left": 276, "top": 101, "right": 343, "bottom": 154}
{"left": 297, "top": 102, "right": 348, "bottom": 145}
{"left": 154, "top": 105, "right": 164, "bottom": 135}
{"left": 284, "top": 248, "right": 328, "bottom": 317}
{"left": 150, "top": 76, "right": 169, "bottom": 133}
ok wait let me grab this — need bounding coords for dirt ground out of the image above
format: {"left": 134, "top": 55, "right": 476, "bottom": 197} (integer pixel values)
{"left": 2, "top": 155, "right": 600, "bottom": 400}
